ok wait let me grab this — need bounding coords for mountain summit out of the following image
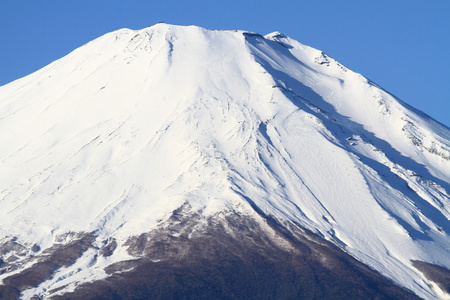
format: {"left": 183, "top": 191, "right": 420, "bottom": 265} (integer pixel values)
{"left": 1, "top": 23, "right": 449, "bottom": 299}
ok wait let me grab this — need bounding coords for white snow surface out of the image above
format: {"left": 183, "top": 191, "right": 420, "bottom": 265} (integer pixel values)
{"left": 0, "top": 24, "right": 449, "bottom": 299}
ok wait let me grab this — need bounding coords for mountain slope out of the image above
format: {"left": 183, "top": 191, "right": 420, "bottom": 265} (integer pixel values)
{"left": 0, "top": 24, "right": 449, "bottom": 299}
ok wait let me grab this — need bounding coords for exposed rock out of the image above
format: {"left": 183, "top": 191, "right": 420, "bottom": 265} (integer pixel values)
{"left": 51, "top": 209, "right": 418, "bottom": 299}
{"left": 412, "top": 260, "right": 450, "bottom": 295}
{"left": 0, "top": 233, "right": 95, "bottom": 298}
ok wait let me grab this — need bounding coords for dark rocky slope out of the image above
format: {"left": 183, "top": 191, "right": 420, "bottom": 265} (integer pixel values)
{"left": 24, "top": 207, "right": 421, "bottom": 299}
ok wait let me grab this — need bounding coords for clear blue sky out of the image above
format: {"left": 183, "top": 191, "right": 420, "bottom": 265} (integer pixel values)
{"left": 1, "top": 0, "right": 449, "bottom": 127}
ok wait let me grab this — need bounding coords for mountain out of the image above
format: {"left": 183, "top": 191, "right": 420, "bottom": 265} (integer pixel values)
{"left": 0, "top": 23, "right": 449, "bottom": 299}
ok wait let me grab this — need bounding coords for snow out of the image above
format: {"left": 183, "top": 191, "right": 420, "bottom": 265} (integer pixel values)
{"left": 0, "top": 23, "right": 449, "bottom": 299}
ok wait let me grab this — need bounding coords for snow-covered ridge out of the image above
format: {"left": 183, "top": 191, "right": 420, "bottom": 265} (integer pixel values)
{"left": 0, "top": 23, "right": 449, "bottom": 299}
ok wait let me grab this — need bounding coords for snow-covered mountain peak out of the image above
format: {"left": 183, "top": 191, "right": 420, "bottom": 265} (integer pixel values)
{"left": 0, "top": 24, "right": 449, "bottom": 299}
{"left": 264, "top": 31, "right": 285, "bottom": 39}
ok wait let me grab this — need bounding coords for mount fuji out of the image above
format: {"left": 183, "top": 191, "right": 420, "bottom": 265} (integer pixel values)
{"left": 0, "top": 23, "right": 449, "bottom": 299}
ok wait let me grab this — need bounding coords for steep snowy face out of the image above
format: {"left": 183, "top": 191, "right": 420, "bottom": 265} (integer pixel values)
{"left": 0, "top": 25, "right": 258, "bottom": 241}
{"left": 0, "top": 24, "right": 449, "bottom": 299}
